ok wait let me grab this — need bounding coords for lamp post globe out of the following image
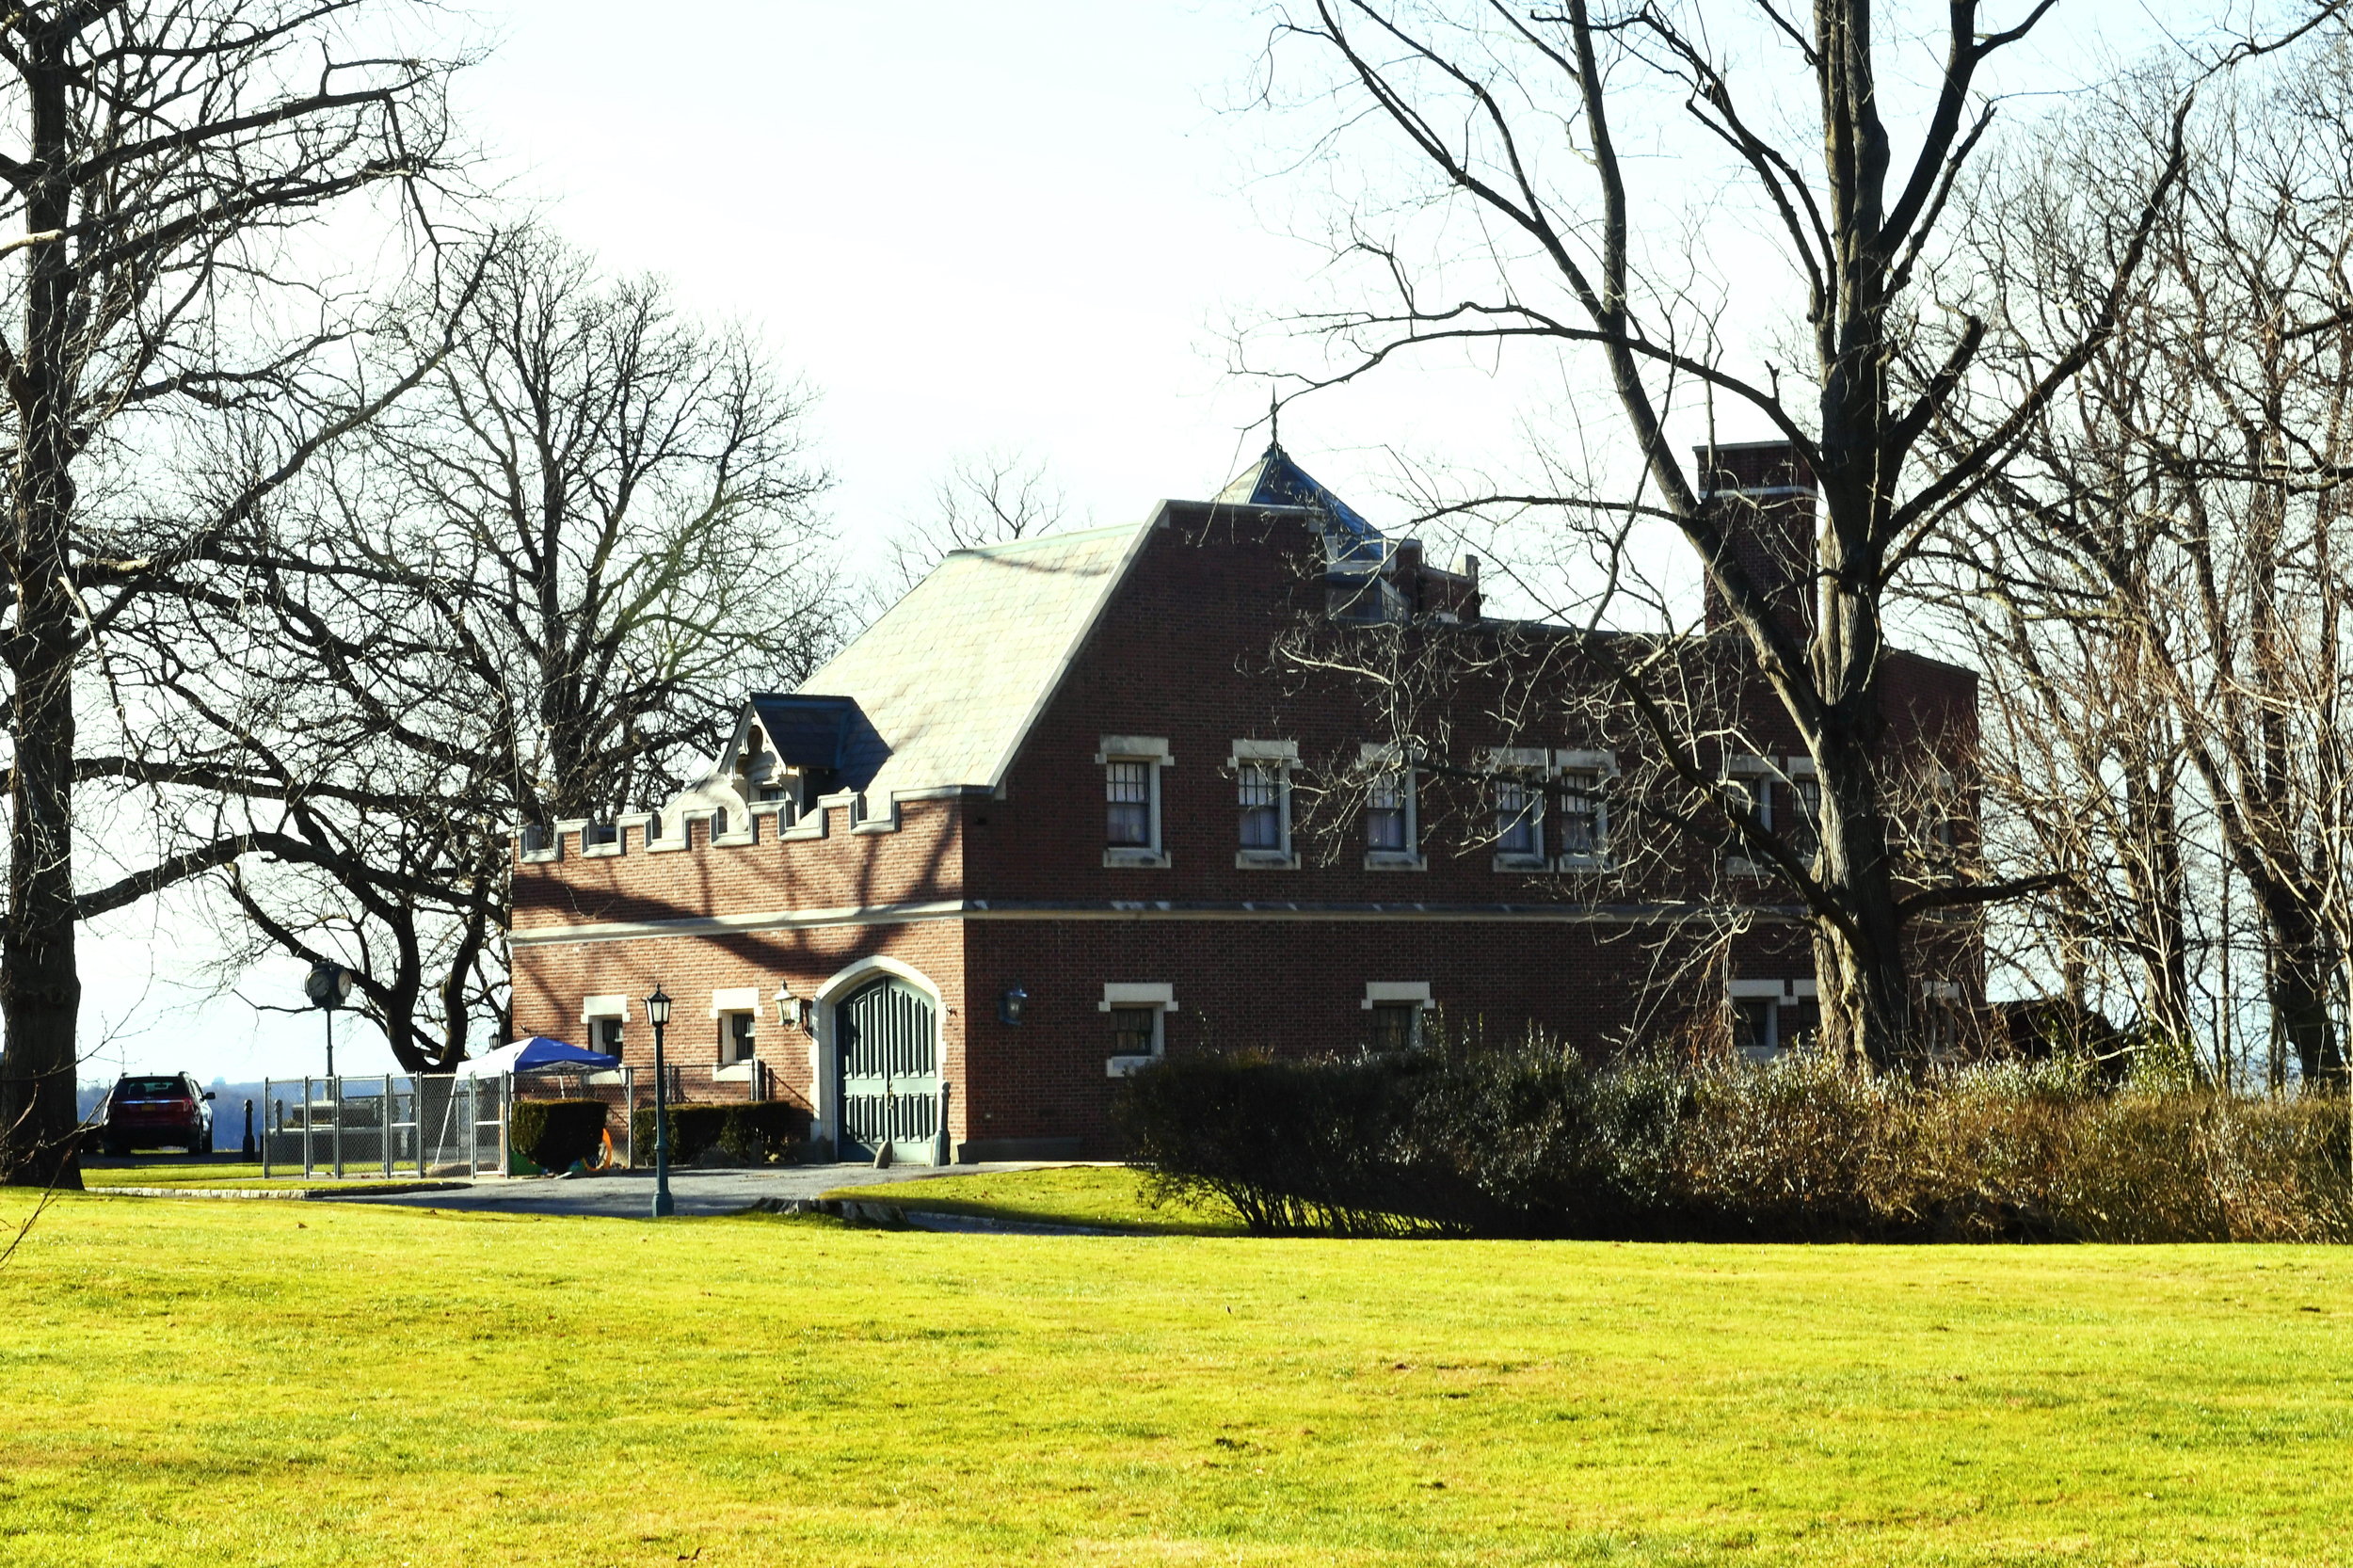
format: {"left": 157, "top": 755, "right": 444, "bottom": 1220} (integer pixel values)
{"left": 646, "top": 983, "right": 674, "bottom": 1218}
{"left": 304, "top": 963, "right": 353, "bottom": 1079}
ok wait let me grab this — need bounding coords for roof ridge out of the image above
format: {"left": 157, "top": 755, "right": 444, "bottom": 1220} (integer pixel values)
{"left": 950, "top": 520, "right": 1143, "bottom": 556}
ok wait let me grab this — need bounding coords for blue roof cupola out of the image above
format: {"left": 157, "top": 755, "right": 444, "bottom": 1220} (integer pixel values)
{"left": 1215, "top": 443, "right": 1385, "bottom": 565}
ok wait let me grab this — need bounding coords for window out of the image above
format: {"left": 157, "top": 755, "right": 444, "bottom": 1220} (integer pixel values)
{"left": 1922, "top": 982, "right": 1963, "bottom": 1061}
{"left": 1368, "top": 1003, "right": 1418, "bottom": 1054}
{"left": 1363, "top": 981, "right": 1433, "bottom": 1048}
{"left": 1099, "top": 736, "right": 1171, "bottom": 866}
{"left": 720, "top": 1013, "right": 757, "bottom": 1066}
{"left": 1784, "top": 777, "right": 1821, "bottom": 862}
{"left": 1239, "top": 761, "right": 1284, "bottom": 849}
{"left": 591, "top": 1016, "right": 625, "bottom": 1055}
{"left": 1366, "top": 771, "right": 1410, "bottom": 853}
{"left": 1559, "top": 770, "right": 1606, "bottom": 860}
{"left": 1732, "top": 997, "right": 1778, "bottom": 1060}
{"left": 1230, "top": 740, "right": 1299, "bottom": 867}
{"left": 1106, "top": 760, "right": 1153, "bottom": 846}
{"left": 1102, "top": 983, "right": 1177, "bottom": 1076}
{"left": 1496, "top": 777, "right": 1543, "bottom": 860}
{"left": 1109, "top": 1008, "right": 1159, "bottom": 1058}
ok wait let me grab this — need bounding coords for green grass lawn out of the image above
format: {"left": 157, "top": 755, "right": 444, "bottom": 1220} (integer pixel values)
{"left": 825, "top": 1164, "right": 1247, "bottom": 1234}
{"left": 3, "top": 1183, "right": 2350, "bottom": 1566}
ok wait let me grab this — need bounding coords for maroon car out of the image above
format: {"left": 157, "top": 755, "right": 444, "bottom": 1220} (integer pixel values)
{"left": 95, "top": 1074, "right": 215, "bottom": 1156}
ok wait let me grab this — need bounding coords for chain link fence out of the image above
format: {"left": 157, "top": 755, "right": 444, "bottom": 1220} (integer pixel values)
{"left": 260, "top": 1061, "right": 798, "bottom": 1178}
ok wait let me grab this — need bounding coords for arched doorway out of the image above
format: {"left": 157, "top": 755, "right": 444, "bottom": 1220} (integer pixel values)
{"left": 835, "top": 975, "right": 940, "bottom": 1162}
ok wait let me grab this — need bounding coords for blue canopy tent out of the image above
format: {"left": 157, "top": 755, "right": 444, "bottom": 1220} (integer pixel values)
{"left": 454, "top": 1036, "right": 620, "bottom": 1079}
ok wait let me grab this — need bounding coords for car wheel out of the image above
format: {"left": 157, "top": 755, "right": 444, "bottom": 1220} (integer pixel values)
{"left": 199, "top": 1128, "right": 214, "bottom": 1156}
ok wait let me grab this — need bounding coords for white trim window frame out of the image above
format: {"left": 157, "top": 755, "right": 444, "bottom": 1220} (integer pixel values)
{"left": 1097, "top": 735, "right": 1174, "bottom": 869}
{"left": 1101, "top": 982, "right": 1179, "bottom": 1077}
{"left": 1362, "top": 980, "right": 1434, "bottom": 1051}
{"left": 583, "top": 994, "right": 631, "bottom": 1056}
{"left": 1360, "top": 742, "right": 1423, "bottom": 870}
{"left": 1722, "top": 755, "right": 1775, "bottom": 876}
{"left": 710, "top": 985, "right": 763, "bottom": 1074}
{"left": 1727, "top": 979, "right": 1785, "bottom": 1060}
{"left": 1486, "top": 747, "right": 1550, "bottom": 871}
{"left": 1230, "top": 739, "right": 1301, "bottom": 870}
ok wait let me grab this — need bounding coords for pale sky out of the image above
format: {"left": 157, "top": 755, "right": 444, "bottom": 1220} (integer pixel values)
{"left": 79, "top": 0, "right": 2218, "bottom": 1081}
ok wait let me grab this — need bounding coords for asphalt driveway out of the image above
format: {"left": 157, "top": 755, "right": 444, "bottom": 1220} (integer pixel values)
{"left": 325, "top": 1161, "right": 1052, "bottom": 1220}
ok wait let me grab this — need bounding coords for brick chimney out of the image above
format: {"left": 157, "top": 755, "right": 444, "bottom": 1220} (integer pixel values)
{"left": 1696, "top": 440, "right": 1816, "bottom": 635}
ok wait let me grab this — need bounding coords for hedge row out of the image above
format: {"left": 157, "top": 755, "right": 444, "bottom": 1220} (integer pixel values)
{"left": 508, "top": 1099, "right": 609, "bottom": 1173}
{"left": 1115, "top": 1040, "right": 2353, "bottom": 1242}
{"left": 628, "top": 1100, "right": 811, "bottom": 1167}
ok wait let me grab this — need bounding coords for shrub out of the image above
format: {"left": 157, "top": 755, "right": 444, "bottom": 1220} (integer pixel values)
{"left": 1117, "top": 1037, "right": 2353, "bottom": 1242}
{"left": 509, "top": 1098, "right": 609, "bottom": 1173}
{"left": 629, "top": 1100, "right": 812, "bottom": 1167}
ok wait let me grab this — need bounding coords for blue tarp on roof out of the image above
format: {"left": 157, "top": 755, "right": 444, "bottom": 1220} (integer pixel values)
{"left": 1218, "top": 443, "right": 1386, "bottom": 565}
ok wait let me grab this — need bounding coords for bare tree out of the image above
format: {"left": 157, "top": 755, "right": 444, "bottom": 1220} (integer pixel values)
{"left": 875, "top": 449, "right": 1071, "bottom": 605}
{"left": 133, "top": 229, "right": 840, "bottom": 1071}
{"left": 0, "top": 1, "right": 466, "bottom": 1187}
{"left": 1238, "top": 1, "right": 2315, "bottom": 1064}
{"left": 1937, "top": 49, "right": 2353, "bottom": 1085}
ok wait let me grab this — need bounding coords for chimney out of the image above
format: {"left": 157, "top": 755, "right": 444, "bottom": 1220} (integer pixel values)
{"left": 1695, "top": 440, "right": 1816, "bottom": 635}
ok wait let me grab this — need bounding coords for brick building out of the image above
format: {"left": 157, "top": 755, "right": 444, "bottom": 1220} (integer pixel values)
{"left": 509, "top": 442, "right": 1978, "bottom": 1161}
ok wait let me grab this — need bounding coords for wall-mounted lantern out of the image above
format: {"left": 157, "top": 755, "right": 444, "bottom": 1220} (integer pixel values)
{"left": 775, "top": 984, "right": 811, "bottom": 1032}
{"left": 998, "top": 984, "right": 1029, "bottom": 1027}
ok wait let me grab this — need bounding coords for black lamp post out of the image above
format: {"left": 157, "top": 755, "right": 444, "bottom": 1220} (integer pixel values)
{"left": 646, "top": 983, "right": 674, "bottom": 1218}
{"left": 304, "top": 962, "right": 353, "bottom": 1078}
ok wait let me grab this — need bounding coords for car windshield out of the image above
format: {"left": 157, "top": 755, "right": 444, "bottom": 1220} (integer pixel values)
{"left": 120, "top": 1078, "right": 184, "bottom": 1098}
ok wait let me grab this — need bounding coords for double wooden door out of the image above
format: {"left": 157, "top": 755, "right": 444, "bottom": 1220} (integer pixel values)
{"left": 836, "top": 977, "right": 938, "bottom": 1161}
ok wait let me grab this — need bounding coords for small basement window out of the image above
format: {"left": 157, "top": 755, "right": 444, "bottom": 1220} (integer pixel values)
{"left": 1102, "top": 982, "right": 1177, "bottom": 1076}
{"left": 1368, "top": 1003, "right": 1418, "bottom": 1053}
{"left": 1731, "top": 996, "right": 1778, "bottom": 1060}
{"left": 1109, "top": 1007, "right": 1159, "bottom": 1058}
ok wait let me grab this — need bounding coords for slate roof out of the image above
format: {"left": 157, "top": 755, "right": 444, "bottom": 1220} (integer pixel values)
{"left": 790, "top": 520, "right": 1152, "bottom": 798}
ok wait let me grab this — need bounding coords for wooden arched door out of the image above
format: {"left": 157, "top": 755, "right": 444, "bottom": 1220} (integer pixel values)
{"left": 836, "top": 976, "right": 939, "bottom": 1162}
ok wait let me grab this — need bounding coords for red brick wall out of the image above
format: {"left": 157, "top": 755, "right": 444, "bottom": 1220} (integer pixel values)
{"left": 511, "top": 918, "right": 968, "bottom": 1142}
{"left": 513, "top": 796, "right": 968, "bottom": 936}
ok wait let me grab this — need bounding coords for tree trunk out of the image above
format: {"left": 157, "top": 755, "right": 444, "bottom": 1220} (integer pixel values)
{"left": 0, "top": 44, "right": 84, "bottom": 1190}
{"left": 2267, "top": 917, "right": 2344, "bottom": 1086}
